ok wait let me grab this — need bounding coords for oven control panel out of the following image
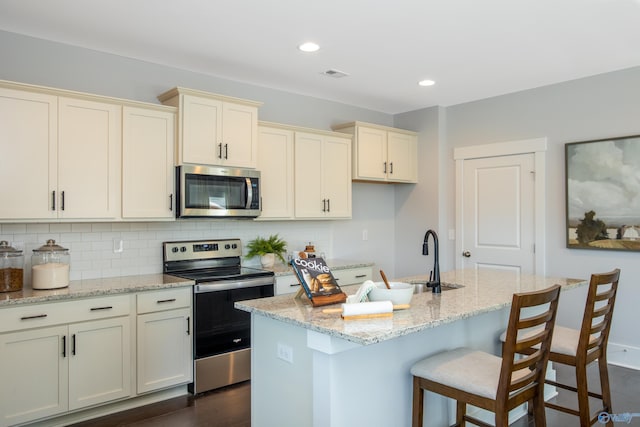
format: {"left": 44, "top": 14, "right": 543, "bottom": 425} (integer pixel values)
{"left": 163, "top": 239, "right": 242, "bottom": 262}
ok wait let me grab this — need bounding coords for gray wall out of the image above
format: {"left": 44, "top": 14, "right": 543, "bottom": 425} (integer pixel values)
{"left": 437, "top": 67, "right": 640, "bottom": 365}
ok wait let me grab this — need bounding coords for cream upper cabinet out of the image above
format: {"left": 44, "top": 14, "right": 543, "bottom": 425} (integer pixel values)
{"left": 158, "top": 87, "right": 262, "bottom": 168}
{"left": 122, "top": 105, "right": 176, "bottom": 220}
{"left": 58, "top": 97, "right": 122, "bottom": 219}
{"left": 0, "top": 87, "right": 58, "bottom": 220}
{"left": 294, "top": 131, "right": 352, "bottom": 219}
{"left": 256, "top": 123, "right": 295, "bottom": 220}
{"left": 332, "top": 122, "right": 418, "bottom": 183}
{"left": 0, "top": 87, "right": 121, "bottom": 221}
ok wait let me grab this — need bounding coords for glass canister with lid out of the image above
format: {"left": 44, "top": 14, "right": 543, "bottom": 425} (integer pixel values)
{"left": 32, "top": 239, "right": 70, "bottom": 290}
{"left": 0, "top": 241, "right": 24, "bottom": 292}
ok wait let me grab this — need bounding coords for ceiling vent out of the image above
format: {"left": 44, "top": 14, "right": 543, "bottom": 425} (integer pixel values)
{"left": 321, "top": 69, "right": 349, "bottom": 78}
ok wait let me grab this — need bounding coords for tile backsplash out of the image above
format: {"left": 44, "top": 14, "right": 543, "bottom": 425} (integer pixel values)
{"left": 1, "top": 221, "right": 333, "bottom": 283}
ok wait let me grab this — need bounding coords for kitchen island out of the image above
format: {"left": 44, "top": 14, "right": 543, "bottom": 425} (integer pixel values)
{"left": 235, "top": 268, "right": 586, "bottom": 427}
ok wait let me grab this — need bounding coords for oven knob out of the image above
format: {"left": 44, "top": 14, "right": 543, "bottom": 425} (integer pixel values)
{"left": 225, "top": 244, "right": 231, "bottom": 250}
{"left": 232, "top": 243, "right": 238, "bottom": 249}
{"left": 171, "top": 247, "right": 178, "bottom": 253}
{"left": 180, "top": 246, "right": 187, "bottom": 252}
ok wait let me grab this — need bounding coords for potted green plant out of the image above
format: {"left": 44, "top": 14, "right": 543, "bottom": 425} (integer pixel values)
{"left": 245, "top": 234, "right": 287, "bottom": 267}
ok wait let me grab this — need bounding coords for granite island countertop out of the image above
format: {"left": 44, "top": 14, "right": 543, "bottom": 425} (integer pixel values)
{"left": 235, "top": 268, "right": 587, "bottom": 346}
{"left": 0, "top": 274, "right": 194, "bottom": 307}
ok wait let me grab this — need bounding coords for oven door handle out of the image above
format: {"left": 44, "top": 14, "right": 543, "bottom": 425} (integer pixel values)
{"left": 195, "top": 277, "right": 273, "bottom": 293}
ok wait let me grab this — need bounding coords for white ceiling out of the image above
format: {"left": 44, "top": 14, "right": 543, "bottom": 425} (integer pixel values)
{"left": 1, "top": 0, "right": 639, "bottom": 114}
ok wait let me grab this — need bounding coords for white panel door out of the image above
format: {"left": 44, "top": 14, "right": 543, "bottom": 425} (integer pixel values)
{"left": 461, "top": 153, "right": 535, "bottom": 273}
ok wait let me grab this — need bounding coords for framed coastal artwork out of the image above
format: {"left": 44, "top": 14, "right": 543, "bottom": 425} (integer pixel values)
{"left": 565, "top": 134, "right": 640, "bottom": 251}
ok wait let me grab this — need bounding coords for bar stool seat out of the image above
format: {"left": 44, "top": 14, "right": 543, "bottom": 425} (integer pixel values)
{"left": 411, "top": 347, "right": 531, "bottom": 399}
{"left": 411, "top": 285, "right": 561, "bottom": 427}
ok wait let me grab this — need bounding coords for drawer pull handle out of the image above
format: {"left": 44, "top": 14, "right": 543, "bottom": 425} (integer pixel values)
{"left": 289, "top": 283, "right": 300, "bottom": 287}
{"left": 62, "top": 335, "right": 66, "bottom": 358}
{"left": 20, "top": 314, "right": 47, "bottom": 320}
{"left": 187, "top": 316, "right": 190, "bottom": 335}
{"left": 355, "top": 274, "right": 366, "bottom": 278}
{"left": 90, "top": 306, "right": 113, "bottom": 311}
{"left": 72, "top": 334, "right": 76, "bottom": 355}
{"left": 157, "top": 298, "right": 177, "bottom": 304}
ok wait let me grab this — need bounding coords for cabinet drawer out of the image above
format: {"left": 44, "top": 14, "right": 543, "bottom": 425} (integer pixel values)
{"left": 0, "top": 294, "right": 131, "bottom": 333}
{"left": 275, "top": 274, "right": 302, "bottom": 295}
{"left": 137, "top": 287, "right": 191, "bottom": 314}
{"left": 333, "top": 267, "right": 372, "bottom": 286}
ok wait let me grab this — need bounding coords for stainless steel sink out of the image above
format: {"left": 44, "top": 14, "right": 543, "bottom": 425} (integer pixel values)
{"left": 409, "top": 281, "right": 464, "bottom": 294}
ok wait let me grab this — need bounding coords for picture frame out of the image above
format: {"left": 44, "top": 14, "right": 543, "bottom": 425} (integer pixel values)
{"left": 565, "top": 134, "right": 640, "bottom": 251}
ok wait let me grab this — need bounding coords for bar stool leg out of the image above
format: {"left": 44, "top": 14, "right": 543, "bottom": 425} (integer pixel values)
{"left": 412, "top": 377, "right": 424, "bottom": 427}
{"left": 576, "top": 362, "right": 592, "bottom": 426}
{"left": 599, "top": 355, "right": 614, "bottom": 427}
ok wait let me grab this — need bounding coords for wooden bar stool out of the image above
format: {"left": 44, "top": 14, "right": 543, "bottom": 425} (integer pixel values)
{"left": 498, "top": 269, "right": 620, "bottom": 426}
{"left": 411, "top": 284, "right": 561, "bottom": 427}
{"left": 543, "top": 269, "right": 620, "bottom": 426}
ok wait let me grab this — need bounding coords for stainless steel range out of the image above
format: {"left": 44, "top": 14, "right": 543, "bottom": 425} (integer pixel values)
{"left": 163, "top": 238, "right": 274, "bottom": 394}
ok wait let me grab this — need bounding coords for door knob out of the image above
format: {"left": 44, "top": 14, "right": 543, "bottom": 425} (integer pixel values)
{"left": 462, "top": 251, "right": 471, "bottom": 258}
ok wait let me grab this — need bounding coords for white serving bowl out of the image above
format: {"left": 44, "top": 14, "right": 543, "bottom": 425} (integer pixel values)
{"left": 368, "top": 281, "right": 414, "bottom": 305}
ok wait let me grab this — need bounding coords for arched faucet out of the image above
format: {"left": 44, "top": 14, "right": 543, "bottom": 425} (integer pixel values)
{"left": 422, "top": 229, "right": 441, "bottom": 293}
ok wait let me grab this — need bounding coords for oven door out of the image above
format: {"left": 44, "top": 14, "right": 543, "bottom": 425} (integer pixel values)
{"left": 177, "top": 165, "right": 261, "bottom": 218}
{"left": 193, "top": 277, "right": 274, "bottom": 359}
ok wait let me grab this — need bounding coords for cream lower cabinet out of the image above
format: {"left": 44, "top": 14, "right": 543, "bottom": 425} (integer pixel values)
{"left": 332, "top": 121, "right": 418, "bottom": 183}
{"left": 294, "top": 131, "right": 352, "bottom": 219}
{"left": 136, "top": 288, "right": 192, "bottom": 394}
{"left": 122, "top": 105, "right": 176, "bottom": 220}
{"left": 0, "top": 295, "right": 131, "bottom": 427}
{"left": 275, "top": 266, "right": 372, "bottom": 295}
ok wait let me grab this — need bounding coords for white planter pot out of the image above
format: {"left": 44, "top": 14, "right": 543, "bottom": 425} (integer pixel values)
{"left": 260, "top": 253, "right": 275, "bottom": 268}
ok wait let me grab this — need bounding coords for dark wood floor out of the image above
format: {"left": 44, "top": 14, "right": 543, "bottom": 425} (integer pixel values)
{"left": 71, "top": 363, "right": 639, "bottom": 426}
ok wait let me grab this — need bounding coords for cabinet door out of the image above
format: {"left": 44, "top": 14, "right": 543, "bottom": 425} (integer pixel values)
{"left": 294, "top": 132, "right": 324, "bottom": 218}
{"left": 0, "top": 325, "right": 68, "bottom": 425}
{"left": 68, "top": 317, "right": 131, "bottom": 410}
{"left": 275, "top": 273, "right": 302, "bottom": 295}
{"left": 387, "top": 131, "right": 417, "bottom": 183}
{"left": 355, "top": 126, "right": 387, "bottom": 181}
{"left": 122, "top": 106, "right": 175, "bottom": 219}
{"left": 137, "top": 308, "right": 192, "bottom": 394}
{"left": 181, "top": 94, "right": 222, "bottom": 165}
{"left": 58, "top": 97, "right": 121, "bottom": 219}
{"left": 222, "top": 102, "right": 258, "bottom": 168}
{"left": 322, "top": 136, "right": 352, "bottom": 218}
{"left": 257, "top": 126, "right": 294, "bottom": 219}
{"left": 0, "top": 88, "right": 58, "bottom": 220}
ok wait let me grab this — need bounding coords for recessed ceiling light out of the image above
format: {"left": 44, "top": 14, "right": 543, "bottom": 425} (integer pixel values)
{"left": 298, "top": 42, "right": 320, "bottom": 53}
{"left": 418, "top": 79, "right": 435, "bottom": 87}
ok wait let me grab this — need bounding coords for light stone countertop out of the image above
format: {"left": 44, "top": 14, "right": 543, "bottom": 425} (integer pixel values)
{"left": 235, "top": 268, "right": 587, "bottom": 346}
{"left": 0, "top": 274, "right": 194, "bottom": 307}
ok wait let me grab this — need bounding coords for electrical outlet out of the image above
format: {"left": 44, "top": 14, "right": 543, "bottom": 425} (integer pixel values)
{"left": 277, "top": 342, "right": 293, "bottom": 363}
{"left": 113, "top": 238, "right": 124, "bottom": 253}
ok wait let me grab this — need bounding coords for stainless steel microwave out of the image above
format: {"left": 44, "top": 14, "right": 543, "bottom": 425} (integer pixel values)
{"left": 176, "top": 165, "right": 261, "bottom": 218}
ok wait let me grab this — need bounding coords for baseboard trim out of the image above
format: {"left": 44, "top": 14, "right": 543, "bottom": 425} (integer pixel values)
{"left": 23, "top": 385, "right": 189, "bottom": 427}
{"left": 608, "top": 342, "right": 640, "bottom": 370}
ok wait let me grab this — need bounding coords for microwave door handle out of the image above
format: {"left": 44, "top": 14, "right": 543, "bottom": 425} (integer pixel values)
{"left": 245, "top": 177, "right": 253, "bottom": 209}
